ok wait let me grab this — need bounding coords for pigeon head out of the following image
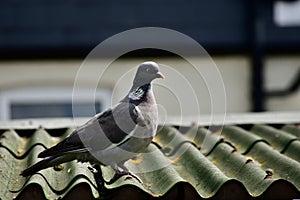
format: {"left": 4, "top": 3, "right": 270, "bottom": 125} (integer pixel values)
{"left": 133, "top": 61, "right": 165, "bottom": 87}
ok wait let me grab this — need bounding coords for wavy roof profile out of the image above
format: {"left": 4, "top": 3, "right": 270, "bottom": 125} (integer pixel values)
{"left": 0, "top": 116, "right": 300, "bottom": 199}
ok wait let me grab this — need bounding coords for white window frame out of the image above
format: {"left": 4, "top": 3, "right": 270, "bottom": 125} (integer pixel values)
{"left": 274, "top": 0, "right": 300, "bottom": 27}
{"left": 0, "top": 87, "right": 111, "bottom": 120}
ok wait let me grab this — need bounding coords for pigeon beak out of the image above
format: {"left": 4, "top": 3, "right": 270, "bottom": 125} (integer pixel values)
{"left": 156, "top": 71, "right": 165, "bottom": 79}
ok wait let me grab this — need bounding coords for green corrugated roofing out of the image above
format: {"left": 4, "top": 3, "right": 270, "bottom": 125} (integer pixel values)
{"left": 0, "top": 118, "right": 300, "bottom": 199}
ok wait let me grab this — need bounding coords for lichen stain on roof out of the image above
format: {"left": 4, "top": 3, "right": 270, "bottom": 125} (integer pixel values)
{"left": 0, "top": 121, "right": 300, "bottom": 200}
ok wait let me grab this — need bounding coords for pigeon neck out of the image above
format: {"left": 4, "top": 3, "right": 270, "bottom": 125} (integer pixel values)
{"left": 128, "top": 83, "right": 151, "bottom": 104}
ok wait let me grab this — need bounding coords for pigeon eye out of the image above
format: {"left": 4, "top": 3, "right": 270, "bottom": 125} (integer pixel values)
{"left": 146, "top": 68, "right": 150, "bottom": 72}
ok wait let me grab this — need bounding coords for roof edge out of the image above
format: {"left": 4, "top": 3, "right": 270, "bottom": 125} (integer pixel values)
{"left": 0, "top": 112, "right": 299, "bottom": 129}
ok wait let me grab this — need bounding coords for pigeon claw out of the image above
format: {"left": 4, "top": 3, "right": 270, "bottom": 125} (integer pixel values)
{"left": 89, "top": 165, "right": 107, "bottom": 193}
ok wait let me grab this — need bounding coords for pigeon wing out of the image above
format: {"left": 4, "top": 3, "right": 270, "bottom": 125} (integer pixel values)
{"left": 38, "top": 102, "right": 142, "bottom": 158}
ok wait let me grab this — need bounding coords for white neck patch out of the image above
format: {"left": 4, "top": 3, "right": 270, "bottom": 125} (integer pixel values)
{"left": 128, "top": 87, "right": 144, "bottom": 100}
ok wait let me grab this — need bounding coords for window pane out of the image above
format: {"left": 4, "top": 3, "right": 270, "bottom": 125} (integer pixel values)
{"left": 11, "top": 102, "right": 101, "bottom": 119}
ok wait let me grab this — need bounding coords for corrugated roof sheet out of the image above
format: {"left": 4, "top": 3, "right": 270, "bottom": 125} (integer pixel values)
{"left": 0, "top": 116, "right": 300, "bottom": 199}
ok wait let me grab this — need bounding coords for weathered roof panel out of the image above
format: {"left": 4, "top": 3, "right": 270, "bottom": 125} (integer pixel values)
{"left": 0, "top": 115, "right": 300, "bottom": 199}
{"left": 251, "top": 125, "right": 298, "bottom": 152}
{"left": 282, "top": 124, "right": 300, "bottom": 138}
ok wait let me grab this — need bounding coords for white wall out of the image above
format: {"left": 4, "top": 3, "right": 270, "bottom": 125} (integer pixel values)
{"left": 265, "top": 56, "right": 300, "bottom": 111}
{"left": 0, "top": 56, "right": 298, "bottom": 119}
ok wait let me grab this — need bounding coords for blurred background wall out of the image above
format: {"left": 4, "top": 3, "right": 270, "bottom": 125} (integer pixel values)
{"left": 0, "top": 0, "right": 299, "bottom": 120}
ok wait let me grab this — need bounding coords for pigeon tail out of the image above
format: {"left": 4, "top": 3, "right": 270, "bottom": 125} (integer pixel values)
{"left": 20, "top": 155, "right": 73, "bottom": 177}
